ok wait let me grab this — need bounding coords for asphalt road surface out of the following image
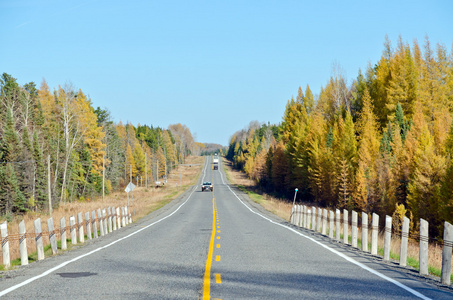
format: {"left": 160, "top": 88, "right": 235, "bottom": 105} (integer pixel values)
{"left": 0, "top": 157, "right": 452, "bottom": 299}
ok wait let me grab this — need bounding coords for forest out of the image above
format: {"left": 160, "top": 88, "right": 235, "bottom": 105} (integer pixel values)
{"left": 0, "top": 74, "right": 199, "bottom": 220}
{"left": 227, "top": 36, "right": 453, "bottom": 238}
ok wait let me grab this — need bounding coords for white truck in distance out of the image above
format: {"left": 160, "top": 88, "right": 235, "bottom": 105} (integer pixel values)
{"left": 213, "top": 156, "right": 219, "bottom": 170}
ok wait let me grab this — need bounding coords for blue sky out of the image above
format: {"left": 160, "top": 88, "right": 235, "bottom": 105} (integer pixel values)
{"left": 1, "top": 0, "right": 452, "bottom": 145}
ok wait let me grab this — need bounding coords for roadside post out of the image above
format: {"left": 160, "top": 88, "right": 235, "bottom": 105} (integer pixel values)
{"left": 125, "top": 182, "right": 136, "bottom": 216}
{"left": 290, "top": 188, "right": 298, "bottom": 221}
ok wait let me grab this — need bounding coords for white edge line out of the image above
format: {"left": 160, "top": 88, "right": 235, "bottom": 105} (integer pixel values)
{"left": 218, "top": 169, "right": 431, "bottom": 300}
{"left": 0, "top": 160, "right": 210, "bottom": 297}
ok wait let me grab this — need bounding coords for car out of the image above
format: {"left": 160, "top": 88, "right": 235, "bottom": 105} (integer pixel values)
{"left": 201, "top": 181, "right": 213, "bottom": 192}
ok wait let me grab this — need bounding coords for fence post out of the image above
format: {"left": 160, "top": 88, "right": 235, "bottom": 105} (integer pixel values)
{"left": 343, "top": 209, "right": 349, "bottom": 244}
{"left": 47, "top": 218, "right": 58, "bottom": 255}
{"left": 1, "top": 222, "right": 10, "bottom": 268}
{"left": 399, "top": 216, "right": 410, "bottom": 267}
{"left": 351, "top": 211, "right": 358, "bottom": 248}
{"left": 335, "top": 209, "right": 341, "bottom": 241}
{"left": 112, "top": 206, "right": 117, "bottom": 231}
{"left": 34, "top": 218, "right": 44, "bottom": 260}
{"left": 317, "top": 208, "right": 322, "bottom": 233}
{"left": 117, "top": 207, "right": 122, "bottom": 229}
{"left": 98, "top": 208, "right": 104, "bottom": 236}
{"left": 127, "top": 207, "right": 132, "bottom": 224}
{"left": 92, "top": 210, "right": 98, "bottom": 238}
{"left": 441, "top": 221, "right": 453, "bottom": 285}
{"left": 60, "top": 217, "right": 67, "bottom": 250}
{"left": 77, "top": 213, "right": 84, "bottom": 243}
{"left": 322, "top": 209, "right": 327, "bottom": 235}
{"left": 108, "top": 207, "right": 113, "bottom": 233}
{"left": 121, "top": 207, "right": 126, "bottom": 227}
{"left": 102, "top": 209, "right": 108, "bottom": 234}
{"left": 384, "top": 215, "right": 392, "bottom": 261}
{"left": 419, "top": 218, "right": 429, "bottom": 276}
{"left": 69, "top": 216, "right": 77, "bottom": 245}
{"left": 294, "top": 204, "right": 300, "bottom": 226}
{"left": 304, "top": 206, "right": 308, "bottom": 228}
{"left": 307, "top": 207, "right": 311, "bottom": 229}
{"left": 311, "top": 206, "right": 316, "bottom": 230}
{"left": 19, "top": 220, "right": 28, "bottom": 266}
{"left": 85, "top": 212, "right": 92, "bottom": 240}
{"left": 371, "top": 213, "right": 379, "bottom": 255}
{"left": 329, "top": 210, "right": 334, "bottom": 238}
{"left": 362, "top": 212, "right": 368, "bottom": 252}
{"left": 290, "top": 206, "right": 295, "bottom": 224}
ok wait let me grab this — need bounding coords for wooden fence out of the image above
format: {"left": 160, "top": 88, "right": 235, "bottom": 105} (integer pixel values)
{"left": 290, "top": 205, "right": 453, "bottom": 285}
{"left": 1, "top": 206, "right": 132, "bottom": 268}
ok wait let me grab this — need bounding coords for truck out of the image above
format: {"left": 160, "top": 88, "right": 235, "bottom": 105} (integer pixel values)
{"left": 213, "top": 157, "right": 219, "bottom": 170}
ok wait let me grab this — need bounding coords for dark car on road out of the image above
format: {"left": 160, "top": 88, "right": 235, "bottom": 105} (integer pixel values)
{"left": 201, "top": 182, "right": 213, "bottom": 192}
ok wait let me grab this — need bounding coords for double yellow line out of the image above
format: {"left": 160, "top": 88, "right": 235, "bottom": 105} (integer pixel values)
{"left": 203, "top": 195, "right": 216, "bottom": 299}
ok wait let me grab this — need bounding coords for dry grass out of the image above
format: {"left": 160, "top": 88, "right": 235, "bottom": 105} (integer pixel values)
{"left": 222, "top": 158, "right": 293, "bottom": 220}
{"left": 223, "top": 157, "right": 451, "bottom": 280}
{"left": 0, "top": 156, "right": 204, "bottom": 268}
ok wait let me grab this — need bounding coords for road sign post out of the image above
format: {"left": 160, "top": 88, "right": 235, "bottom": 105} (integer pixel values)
{"left": 125, "top": 182, "right": 136, "bottom": 216}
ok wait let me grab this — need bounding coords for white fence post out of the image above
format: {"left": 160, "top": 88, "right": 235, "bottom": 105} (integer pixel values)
{"left": 311, "top": 206, "right": 316, "bottom": 230}
{"left": 69, "top": 216, "right": 77, "bottom": 245}
{"left": 329, "top": 210, "right": 334, "bottom": 238}
{"left": 112, "top": 206, "right": 117, "bottom": 231}
{"left": 85, "top": 212, "right": 92, "bottom": 240}
{"left": 400, "top": 216, "right": 409, "bottom": 267}
{"left": 47, "top": 217, "right": 58, "bottom": 255}
{"left": 1, "top": 221, "right": 10, "bottom": 268}
{"left": 317, "top": 208, "right": 322, "bottom": 233}
{"left": 303, "top": 206, "right": 308, "bottom": 228}
{"left": 335, "top": 209, "right": 341, "bottom": 241}
{"left": 92, "top": 210, "right": 98, "bottom": 238}
{"left": 371, "top": 213, "right": 379, "bottom": 255}
{"left": 362, "top": 212, "right": 368, "bottom": 252}
{"left": 117, "top": 207, "right": 122, "bottom": 229}
{"left": 34, "top": 218, "right": 44, "bottom": 260}
{"left": 102, "top": 209, "right": 108, "bottom": 234}
{"left": 384, "top": 215, "right": 392, "bottom": 261}
{"left": 322, "top": 209, "right": 327, "bottom": 235}
{"left": 98, "top": 208, "right": 104, "bottom": 236}
{"left": 108, "top": 207, "right": 113, "bottom": 233}
{"left": 307, "top": 207, "right": 311, "bottom": 229}
{"left": 351, "top": 211, "right": 358, "bottom": 248}
{"left": 60, "top": 217, "right": 67, "bottom": 250}
{"left": 441, "top": 221, "right": 453, "bottom": 285}
{"left": 290, "top": 206, "right": 295, "bottom": 224}
{"left": 419, "top": 218, "right": 429, "bottom": 276}
{"left": 19, "top": 220, "right": 28, "bottom": 266}
{"left": 121, "top": 207, "right": 126, "bottom": 227}
{"left": 77, "top": 212, "right": 84, "bottom": 243}
{"left": 294, "top": 204, "right": 300, "bottom": 226}
{"left": 343, "top": 209, "right": 349, "bottom": 244}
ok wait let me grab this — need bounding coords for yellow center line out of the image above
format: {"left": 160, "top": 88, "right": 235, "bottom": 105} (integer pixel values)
{"left": 215, "top": 273, "right": 222, "bottom": 284}
{"left": 216, "top": 255, "right": 221, "bottom": 261}
{"left": 203, "top": 197, "right": 216, "bottom": 300}
{"left": 216, "top": 244, "right": 220, "bottom": 248}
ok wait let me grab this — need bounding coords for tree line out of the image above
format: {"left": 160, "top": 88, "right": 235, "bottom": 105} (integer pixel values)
{"left": 227, "top": 36, "right": 453, "bottom": 238}
{"left": 0, "top": 73, "right": 198, "bottom": 220}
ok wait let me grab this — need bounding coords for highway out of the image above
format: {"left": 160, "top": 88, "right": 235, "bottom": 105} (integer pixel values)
{"left": 0, "top": 156, "right": 452, "bottom": 299}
